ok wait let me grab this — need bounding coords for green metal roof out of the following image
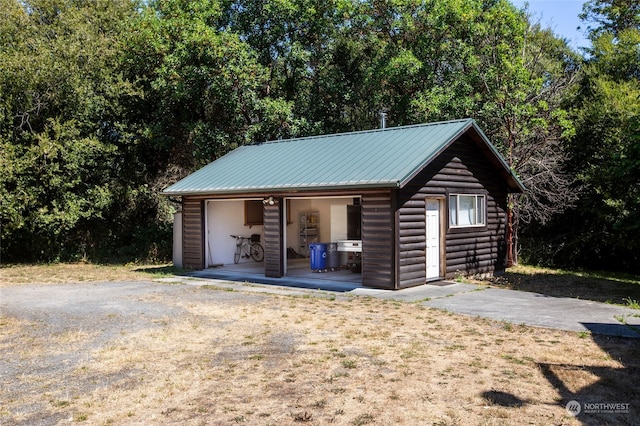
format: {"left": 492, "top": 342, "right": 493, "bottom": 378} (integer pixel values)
{"left": 162, "top": 118, "right": 525, "bottom": 195}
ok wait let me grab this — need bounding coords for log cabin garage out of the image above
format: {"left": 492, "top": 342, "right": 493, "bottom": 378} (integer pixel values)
{"left": 163, "top": 119, "right": 525, "bottom": 290}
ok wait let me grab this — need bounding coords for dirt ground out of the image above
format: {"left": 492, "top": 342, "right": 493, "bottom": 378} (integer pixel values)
{"left": 1, "top": 273, "right": 639, "bottom": 425}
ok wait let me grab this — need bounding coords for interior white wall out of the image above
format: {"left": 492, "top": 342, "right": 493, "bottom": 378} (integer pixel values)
{"left": 309, "top": 198, "right": 338, "bottom": 241}
{"left": 206, "top": 199, "right": 264, "bottom": 266}
{"left": 285, "top": 197, "right": 355, "bottom": 251}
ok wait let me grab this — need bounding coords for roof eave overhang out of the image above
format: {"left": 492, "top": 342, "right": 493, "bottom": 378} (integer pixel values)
{"left": 468, "top": 123, "right": 526, "bottom": 193}
{"left": 507, "top": 180, "right": 526, "bottom": 193}
{"left": 160, "top": 182, "right": 399, "bottom": 197}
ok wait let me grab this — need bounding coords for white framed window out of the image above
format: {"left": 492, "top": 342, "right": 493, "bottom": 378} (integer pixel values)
{"left": 449, "top": 194, "right": 486, "bottom": 227}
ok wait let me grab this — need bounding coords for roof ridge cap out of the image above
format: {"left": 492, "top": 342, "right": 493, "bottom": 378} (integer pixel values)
{"left": 252, "top": 118, "right": 473, "bottom": 146}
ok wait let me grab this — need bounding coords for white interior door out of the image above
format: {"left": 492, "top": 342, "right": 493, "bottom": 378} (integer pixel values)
{"left": 426, "top": 199, "right": 441, "bottom": 280}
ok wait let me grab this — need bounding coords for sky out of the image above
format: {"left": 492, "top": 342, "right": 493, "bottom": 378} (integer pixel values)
{"left": 511, "top": 0, "right": 590, "bottom": 51}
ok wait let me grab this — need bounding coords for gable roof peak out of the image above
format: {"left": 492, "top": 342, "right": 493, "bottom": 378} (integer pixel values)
{"left": 162, "top": 118, "right": 524, "bottom": 195}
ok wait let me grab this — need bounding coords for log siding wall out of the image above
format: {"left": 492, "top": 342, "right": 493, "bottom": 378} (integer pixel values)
{"left": 361, "top": 192, "right": 396, "bottom": 289}
{"left": 182, "top": 197, "right": 205, "bottom": 269}
{"left": 263, "top": 200, "right": 283, "bottom": 278}
{"left": 397, "top": 198, "right": 426, "bottom": 288}
{"left": 397, "top": 136, "right": 509, "bottom": 287}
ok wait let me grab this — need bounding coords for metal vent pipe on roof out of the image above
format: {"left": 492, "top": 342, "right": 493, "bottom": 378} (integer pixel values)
{"left": 379, "top": 112, "right": 387, "bottom": 129}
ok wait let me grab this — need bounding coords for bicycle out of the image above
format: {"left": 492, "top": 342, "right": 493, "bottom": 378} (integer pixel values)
{"left": 230, "top": 234, "right": 264, "bottom": 264}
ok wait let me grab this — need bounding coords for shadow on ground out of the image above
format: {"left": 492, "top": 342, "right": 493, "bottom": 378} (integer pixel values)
{"left": 490, "top": 269, "right": 640, "bottom": 306}
{"left": 134, "top": 265, "right": 191, "bottom": 276}
{"left": 539, "top": 323, "right": 640, "bottom": 425}
{"left": 481, "top": 390, "right": 527, "bottom": 408}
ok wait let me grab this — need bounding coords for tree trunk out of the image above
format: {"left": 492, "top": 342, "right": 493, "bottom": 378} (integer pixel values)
{"left": 506, "top": 194, "right": 519, "bottom": 267}
{"left": 506, "top": 205, "right": 514, "bottom": 267}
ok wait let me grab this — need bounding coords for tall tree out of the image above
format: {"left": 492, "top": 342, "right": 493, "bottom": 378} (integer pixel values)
{"left": 469, "top": 2, "right": 581, "bottom": 265}
{"left": 556, "top": 0, "right": 640, "bottom": 271}
{"left": 361, "top": 0, "right": 580, "bottom": 264}
{"left": 123, "top": 0, "right": 307, "bottom": 173}
{"left": 0, "top": 0, "right": 142, "bottom": 261}
{"left": 580, "top": 0, "right": 639, "bottom": 38}
{"left": 222, "top": 0, "right": 359, "bottom": 134}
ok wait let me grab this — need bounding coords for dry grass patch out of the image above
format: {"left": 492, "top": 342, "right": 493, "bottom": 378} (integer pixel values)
{"left": 3, "top": 284, "right": 638, "bottom": 425}
{"left": 0, "top": 263, "right": 179, "bottom": 286}
{"left": 488, "top": 264, "right": 640, "bottom": 306}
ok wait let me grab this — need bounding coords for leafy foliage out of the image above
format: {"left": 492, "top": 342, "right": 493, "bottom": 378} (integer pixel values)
{"left": 580, "top": 0, "right": 639, "bottom": 38}
{"left": 0, "top": 0, "right": 164, "bottom": 262}
{"left": 523, "top": 0, "right": 640, "bottom": 272}
{"left": 0, "top": 0, "right": 636, "bottom": 273}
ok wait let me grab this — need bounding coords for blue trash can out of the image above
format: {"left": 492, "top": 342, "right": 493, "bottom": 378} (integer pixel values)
{"left": 309, "top": 243, "right": 328, "bottom": 271}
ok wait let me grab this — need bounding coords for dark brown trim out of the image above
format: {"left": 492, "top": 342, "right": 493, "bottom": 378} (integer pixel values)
{"left": 465, "top": 126, "right": 525, "bottom": 193}
{"left": 263, "top": 199, "right": 284, "bottom": 278}
{"left": 397, "top": 135, "right": 509, "bottom": 283}
{"left": 392, "top": 190, "right": 399, "bottom": 290}
{"left": 181, "top": 198, "right": 205, "bottom": 269}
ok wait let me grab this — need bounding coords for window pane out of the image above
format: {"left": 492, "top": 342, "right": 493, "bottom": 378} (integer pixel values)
{"left": 450, "top": 194, "right": 485, "bottom": 227}
{"left": 449, "top": 195, "right": 457, "bottom": 225}
{"left": 477, "top": 196, "right": 485, "bottom": 225}
{"left": 244, "top": 200, "right": 264, "bottom": 225}
{"left": 458, "top": 195, "right": 474, "bottom": 225}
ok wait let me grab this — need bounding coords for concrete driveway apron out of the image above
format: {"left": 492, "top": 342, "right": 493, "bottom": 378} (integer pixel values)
{"left": 180, "top": 274, "right": 640, "bottom": 338}
{"left": 414, "top": 285, "right": 640, "bottom": 338}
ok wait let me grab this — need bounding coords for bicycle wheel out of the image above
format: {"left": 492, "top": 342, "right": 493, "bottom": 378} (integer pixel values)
{"left": 234, "top": 243, "right": 241, "bottom": 264}
{"left": 250, "top": 243, "right": 264, "bottom": 262}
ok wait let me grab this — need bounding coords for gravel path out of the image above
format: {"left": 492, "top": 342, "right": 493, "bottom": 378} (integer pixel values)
{"left": 0, "top": 281, "right": 265, "bottom": 426}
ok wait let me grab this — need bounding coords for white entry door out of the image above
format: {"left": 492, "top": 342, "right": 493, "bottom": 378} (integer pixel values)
{"left": 425, "top": 199, "right": 441, "bottom": 280}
